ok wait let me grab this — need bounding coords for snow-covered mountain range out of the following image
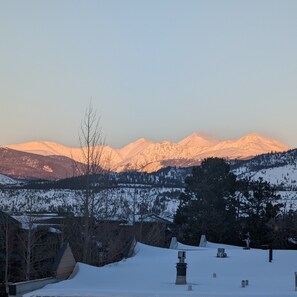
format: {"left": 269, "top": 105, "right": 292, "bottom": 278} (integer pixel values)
{"left": 3, "top": 133, "right": 290, "bottom": 175}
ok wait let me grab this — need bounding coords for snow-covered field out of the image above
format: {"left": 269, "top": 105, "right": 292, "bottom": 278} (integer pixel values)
{"left": 25, "top": 242, "right": 297, "bottom": 297}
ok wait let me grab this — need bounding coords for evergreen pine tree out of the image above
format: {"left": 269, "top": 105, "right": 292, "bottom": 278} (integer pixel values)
{"left": 174, "top": 158, "right": 239, "bottom": 245}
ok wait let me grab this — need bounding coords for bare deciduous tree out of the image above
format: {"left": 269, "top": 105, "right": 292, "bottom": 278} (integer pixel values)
{"left": 17, "top": 194, "right": 40, "bottom": 280}
{"left": 78, "top": 103, "right": 105, "bottom": 264}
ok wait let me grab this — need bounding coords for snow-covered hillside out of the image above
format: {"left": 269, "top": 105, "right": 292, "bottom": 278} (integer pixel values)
{"left": 232, "top": 149, "right": 297, "bottom": 190}
{"left": 24, "top": 242, "right": 297, "bottom": 297}
{"left": 0, "top": 186, "right": 296, "bottom": 218}
{"left": 235, "top": 165, "right": 297, "bottom": 189}
{"left": 0, "top": 173, "right": 17, "bottom": 185}
{"left": 0, "top": 186, "right": 181, "bottom": 217}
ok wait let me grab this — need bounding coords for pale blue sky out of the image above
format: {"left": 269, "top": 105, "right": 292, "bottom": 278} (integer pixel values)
{"left": 0, "top": 0, "right": 296, "bottom": 148}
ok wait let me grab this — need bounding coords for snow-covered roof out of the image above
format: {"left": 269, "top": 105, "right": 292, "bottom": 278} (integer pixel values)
{"left": 24, "top": 242, "right": 297, "bottom": 297}
{"left": 12, "top": 214, "right": 63, "bottom": 231}
{"left": 130, "top": 214, "right": 174, "bottom": 223}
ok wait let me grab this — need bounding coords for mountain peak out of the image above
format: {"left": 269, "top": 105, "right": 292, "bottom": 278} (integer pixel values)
{"left": 235, "top": 133, "right": 290, "bottom": 151}
{"left": 237, "top": 133, "right": 270, "bottom": 142}
{"left": 134, "top": 137, "right": 153, "bottom": 144}
{"left": 118, "top": 137, "right": 154, "bottom": 160}
{"left": 179, "top": 132, "right": 218, "bottom": 147}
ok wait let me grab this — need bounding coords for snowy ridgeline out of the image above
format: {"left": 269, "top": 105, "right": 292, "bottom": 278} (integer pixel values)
{"left": 24, "top": 242, "right": 297, "bottom": 297}
{"left": 0, "top": 186, "right": 181, "bottom": 218}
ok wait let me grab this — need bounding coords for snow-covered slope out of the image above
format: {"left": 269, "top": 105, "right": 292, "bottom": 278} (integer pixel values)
{"left": 235, "top": 164, "right": 297, "bottom": 189}
{"left": 204, "top": 134, "right": 289, "bottom": 160}
{"left": 0, "top": 185, "right": 181, "bottom": 216}
{"left": 4, "top": 141, "right": 123, "bottom": 169}
{"left": 0, "top": 174, "right": 17, "bottom": 185}
{"left": 117, "top": 138, "right": 154, "bottom": 160}
{"left": 25, "top": 242, "right": 297, "bottom": 297}
{"left": 232, "top": 149, "right": 297, "bottom": 189}
{"left": 3, "top": 133, "right": 290, "bottom": 173}
{"left": 5, "top": 141, "right": 74, "bottom": 156}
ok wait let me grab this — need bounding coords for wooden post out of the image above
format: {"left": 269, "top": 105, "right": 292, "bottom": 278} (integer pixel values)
{"left": 269, "top": 248, "right": 273, "bottom": 262}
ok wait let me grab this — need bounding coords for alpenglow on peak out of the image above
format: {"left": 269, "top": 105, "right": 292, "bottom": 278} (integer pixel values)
{"left": 4, "top": 132, "right": 290, "bottom": 173}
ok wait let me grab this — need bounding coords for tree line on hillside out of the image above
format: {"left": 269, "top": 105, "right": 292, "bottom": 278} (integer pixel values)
{"left": 174, "top": 157, "right": 297, "bottom": 248}
{"left": 9, "top": 168, "right": 186, "bottom": 191}
{"left": 230, "top": 148, "right": 297, "bottom": 172}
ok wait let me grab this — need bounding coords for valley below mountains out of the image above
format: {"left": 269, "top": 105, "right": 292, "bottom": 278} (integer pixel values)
{"left": 0, "top": 148, "right": 297, "bottom": 220}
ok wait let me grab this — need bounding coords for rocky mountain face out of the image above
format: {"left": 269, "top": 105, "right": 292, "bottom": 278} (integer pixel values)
{"left": 3, "top": 133, "right": 290, "bottom": 176}
{"left": 0, "top": 147, "right": 85, "bottom": 180}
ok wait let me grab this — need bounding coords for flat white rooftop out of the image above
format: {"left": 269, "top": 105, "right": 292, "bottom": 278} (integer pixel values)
{"left": 24, "top": 242, "right": 297, "bottom": 297}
